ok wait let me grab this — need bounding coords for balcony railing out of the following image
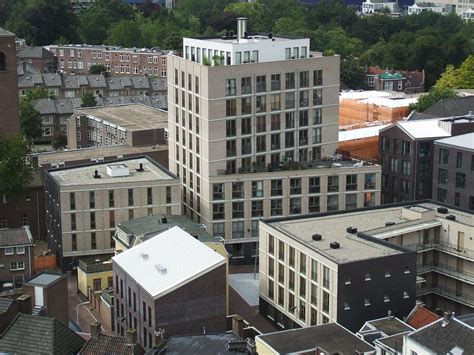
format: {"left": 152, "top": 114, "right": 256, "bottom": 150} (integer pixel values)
{"left": 417, "top": 263, "right": 474, "bottom": 284}
{"left": 403, "top": 242, "right": 474, "bottom": 261}
{"left": 416, "top": 284, "right": 474, "bottom": 307}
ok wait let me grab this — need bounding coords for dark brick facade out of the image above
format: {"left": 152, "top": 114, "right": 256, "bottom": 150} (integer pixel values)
{"left": 113, "top": 263, "right": 226, "bottom": 350}
{"left": 0, "top": 30, "right": 20, "bottom": 137}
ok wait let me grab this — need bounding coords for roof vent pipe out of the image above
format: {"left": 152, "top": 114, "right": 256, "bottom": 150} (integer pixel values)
{"left": 237, "top": 18, "right": 247, "bottom": 40}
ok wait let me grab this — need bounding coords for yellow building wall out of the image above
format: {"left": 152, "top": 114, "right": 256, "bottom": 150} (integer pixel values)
{"left": 77, "top": 268, "right": 113, "bottom": 298}
{"left": 255, "top": 337, "right": 278, "bottom": 355}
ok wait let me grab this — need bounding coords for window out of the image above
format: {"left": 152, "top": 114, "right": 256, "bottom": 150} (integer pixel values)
{"left": 299, "top": 276, "right": 306, "bottom": 297}
{"left": 309, "top": 177, "right": 320, "bottom": 193}
{"left": 271, "top": 199, "right": 282, "bottom": 216}
{"left": 313, "top": 70, "right": 323, "bottom": 86}
{"left": 256, "top": 75, "right": 266, "bottom": 93}
{"left": 232, "top": 202, "right": 244, "bottom": 218}
{"left": 71, "top": 234, "right": 77, "bottom": 251}
{"left": 313, "top": 89, "right": 322, "bottom": 106}
{"left": 252, "top": 181, "right": 264, "bottom": 197}
{"left": 10, "top": 261, "right": 25, "bottom": 271}
{"left": 439, "top": 148, "right": 449, "bottom": 165}
{"left": 456, "top": 152, "right": 463, "bottom": 168}
{"left": 268, "top": 280, "right": 274, "bottom": 300}
{"left": 213, "top": 183, "right": 224, "bottom": 200}
{"left": 241, "top": 97, "right": 252, "bottom": 115}
{"left": 364, "top": 298, "right": 371, "bottom": 307}
{"left": 226, "top": 99, "right": 236, "bottom": 116}
{"left": 346, "top": 194, "right": 357, "bottom": 209}
{"left": 270, "top": 180, "right": 282, "bottom": 196}
{"left": 322, "top": 291, "right": 330, "bottom": 313}
{"left": 438, "top": 168, "right": 448, "bottom": 184}
{"left": 0, "top": 52, "right": 6, "bottom": 71}
{"left": 300, "top": 253, "right": 306, "bottom": 275}
{"left": 90, "top": 212, "right": 96, "bottom": 229}
{"left": 71, "top": 213, "right": 76, "bottom": 231}
{"left": 311, "top": 259, "right": 318, "bottom": 282}
{"left": 285, "top": 72, "right": 295, "bottom": 89}
{"left": 256, "top": 136, "right": 266, "bottom": 153}
{"left": 437, "top": 188, "right": 447, "bottom": 203}
{"left": 365, "top": 173, "right": 375, "bottom": 189}
{"left": 91, "top": 232, "right": 97, "bottom": 250}
{"left": 299, "top": 110, "right": 308, "bottom": 126}
{"left": 390, "top": 158, "right": 398, "bottom": 172}
{"left": 365, "top": 273, "right": 371, "bottom": 281}
{"left": 128, "top": 189, "right": 134, "bottom": 206}
{"left": 401, "top": 179, "right": 410, "bottom": 194}
{"left": 402, "top": 160, "right": 411, "bottom": 175}
{"left": 241, "top": 77, "right": 252, "bottom": 94}
{"left": 256, "top": 96, "right": 266, "bottom": 113}
{"left": 147, "top": 187, "right": 153, "bottom": 205}
{"left": 299, "top": 90, "right": 309, "bottom": 107}
{"left": 299, "top": 299, "right": 306, "bottom": 321}
{"left": 346, "top": 175, "right": 357, "bottom": 191}
{"left": 213, "top": 203, "right": 225, "bottom": 220}
{"left": 327, "top": 176, "right": 339, "bottom": 192}
{"left": 289, "top": 247, "right": 295, "bottom": 268}
{"left": 271, "top": 94, "right": 281, "bottom": 111}
{"left": 327, "top": 195, "right": 338, "bottom": 211}
{"left": 456, "top": 172, "right": 466, "bottom": 189}
{"left": 108, "top": 190, "right": 114, "bottom": 208}
{"left": 232, "top": 221, "right": 244, "bottom": 238}
{"left": 299, "top": 71, "right": 309, "bottom": 87}
{"left": 226, "top": 79, "right": 236, "bottom": 96}
{"left": 5, "top": 247, "right": 13, "bottom": 256}
{"left": 166, "top": 186, "right": 172, "bottom": 204}
{"left": 226, "top": 120, "right": 236, "bottom": 137}
{"left": 271, "top": 74, "right": 281, "bottom": 91}
{"left": 271, "top": 114, "right": 281, "bottom": 131}
{"left": 403, "top": 291, "right": 409, "bottom": 299}
{"left": 402, "top": 141, "right": 411, "bottom": 156}
{"left": 309, "top": 196, "right": 320, "bottom": 213}
{"left": 290, "top": 198, "right": 301, "bottom": 214}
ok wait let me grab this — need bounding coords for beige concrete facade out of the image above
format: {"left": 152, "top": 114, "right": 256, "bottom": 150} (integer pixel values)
{"left": 167, "top": 49, "right": 381, "bottom": 248}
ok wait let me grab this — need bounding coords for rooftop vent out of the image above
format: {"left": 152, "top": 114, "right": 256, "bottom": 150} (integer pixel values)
{"left": 192, "top": 233, "right": 199, "bottom": 240}
{"left": 136, "top": 163, "right": 144, "bottom": 172}
{"left": 346, "top": 227, "right": 358, "bottom": 234}
{"left": 437, "top": 207, "right": 448, "bottom": 214}
{"left": 161, "top": 216, "right": 167, "bottom": 224}
{"left": 155, "top": 264, "right": 167, "bottom": 274}
{"left": 106, "top": 164, "right": 129, "bottom": 177}
{"left": 330, "top": 242, "right": 340, "bottom": 249}
{"left": 140, "top": 252, "right": 149, "bottom": 260}
{"left": 446, "top": 215, "right": 456, "bottom": 221}
{"left": 385, "top": 221, "right": 396, "bottom": 226}
{"left": 237, "top": 17, "right": 248, "bottom": 40}
{"left": 312, "top": 234, "right": 322, "bottom": 241}
{"left": 93, "top": 170, "right": 101, "bottom": 179}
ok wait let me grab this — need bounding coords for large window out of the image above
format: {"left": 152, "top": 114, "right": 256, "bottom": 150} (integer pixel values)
{"left": 313, "top": 89, "right": 322, "bottom": 105}
{"left": 271, "top": 74, "right": 281, "bottom": 91}
{"left": 271, "top": 94, "right": 281, "bottom": 111}
{"left": 252, "top": 181, "right": 264, "bottom": 198}
{"left": 256, "top": 96, "right": 266, "bottom": 113}
{"left": 232, "top": 202, "right": 244, "bottom": 218}
{"left": 241, "top": 77, "right": 252, "bottom": 94}
{"left": 313, "top": 70, "right": 323, "bottom": 86}
{"left": 256, "top": 75, "right": 266, "bottom": 93}
{"left": 241, "top": 97, "right": 252, "bottom": 115}
{"left": 346, "top": 194, "right": 357, "bottom": 209}
{"left": 346, "top": 174, "right": 357, "bottom": 191}
{"left": 285, "top": 72, "right": 295, "bottom": 89}
{"left": 299, "top": 71, "right": 309, "bottom": 87}
{"left": 252, "top": 200, "right": 264, "bottom": 217}
{"left": 226, "top": 99, "right": 236, "bottom": 116}
{"left": 455, "top": 172, "right": 466, "bottom": 189}
{"left": 438, "top": 168, "right": 448, "bottom": 184}
{"left": 290, "top": 198, "right": 301, "bottom": 214}
{"left": 327, "top": 195, "right": 338, "bottom": 211}
{"left": 271, "top": 180, "right": 283, "bottom": 196}
{"left": 271, "top": 199, "right": 282, "bottom": 216}
{"left": 226, "top": 79, "right": 236, "bottom": 96}
{"left": 401, "top": 160, "right": 411, "bottom": 176}
{"left": 213, "top": 183, "right": 224, "bottom": 200}
{"left": 299, "top": 90, "right": 309, "bottom": 107}
{"left": 241, "top": 117, "right": 251, "bottom": 135}
{"left": 232, "top": 182, "right": 244, "bottom": 199}
{"left": 439, "top": 148, "right": 449, "bottom": 165}
{"left": 309, "top": 196, "right": 320, "bottom": 212}
{"left": 309, "top": 177, "right": 320, "bottom": 193}
{"left": 213, "top": 203, "right": 225, "bottom": 220}
{"left": 327, "top": 176, "right": 339, "bottom": 192}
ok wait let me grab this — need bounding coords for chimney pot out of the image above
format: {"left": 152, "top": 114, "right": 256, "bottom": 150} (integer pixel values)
{"left": 443, "top": 311, "right": 454, "bottom": 326}
{"left": 126, "top": 328, "right": 137, "bottom": 344}
{"left": 237, "top": 18, "right": 248, "bottom": 40}
{"left": 90, "top": 321, "right": 101, "bottom": 338}
{"left": 232, "top": 315, "right": 244, "bottom": 338}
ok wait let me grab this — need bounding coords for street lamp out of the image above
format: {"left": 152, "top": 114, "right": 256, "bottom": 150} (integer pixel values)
{"left": 76, "top": 301, "right": 90, "bottom": 324}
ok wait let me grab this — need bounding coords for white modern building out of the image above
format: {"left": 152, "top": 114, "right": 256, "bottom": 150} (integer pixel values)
{"left": 361, "top": 0, "right": 397, "bottom": 14}
{"left": 408, "top": 2, "right": 447, "bottom": 15}
{"left": 168, "top": 18, "right": 381, "bottom": 263}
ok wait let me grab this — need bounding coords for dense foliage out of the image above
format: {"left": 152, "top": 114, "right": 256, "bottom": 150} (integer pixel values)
{"left": 20, "top": 87, "right": 53, "bottom": 141}
{"left": 1, "top": 0, "right": 473, "bottom": 88}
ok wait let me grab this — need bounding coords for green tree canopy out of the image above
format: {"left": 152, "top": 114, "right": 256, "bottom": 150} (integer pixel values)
{"left": 20, "top": 87, "right": 53, "bottom": 141}
{"left": 81, "top": 92, "right": 97, "bottom": 107}
{"left": 435, "top": 55, "right": 474, "bottom": 89}
{"left": 89, "top": 64, "right": 107, "bottom": 75}
{"left": 0, "top": 135, "right": 36, "bottom": 198}
{"left": 409, "top": 87, "right": 458, "bottom": 113}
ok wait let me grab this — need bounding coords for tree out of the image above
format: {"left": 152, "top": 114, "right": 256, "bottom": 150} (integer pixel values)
{"left": 108, "top": 19, "right": 144, "bottom": 47}
{"left": 409, "top": 87, "right": 458, "bottom": 113}
{"left": 89, "top": 64, "right": 107, "bottom": 75}
{"left": 0, "top": 135, "right": 36, "bottom": 198}
{"left": 52, "top": 135, "right": 67, "bottom": 150}
{"left": 5, "top": 0, "right": 78, "bottom": 45}
{"left": 81, "top": 92, "right": 97, "bottom": 107}
{"left": 19, "top": 87, "right": 52, "bottom": 141}
{"left": 341, "top": 58, "right": 366, "bottom": 89}
{"left": 436, "top": 55, "right": 474, "bottom": 89}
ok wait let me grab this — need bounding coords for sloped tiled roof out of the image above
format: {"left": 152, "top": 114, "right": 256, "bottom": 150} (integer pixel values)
{"left": 87, "top": 75, "right": 107, "bottom": 88}
{"left": 80, "top": 334, "right": 144, "bottom": 354}
{"left": 408, "top": 317, "right": 474, "bottom": 353}
{"left": 0, "top": 313, "right": 85, "bottom": 354}
{"left": 0, "top": 298, "right": 14, "bottom": 314}
{"left": 0, "top": 227, "right": 32, "bottom": 247}
{"left": 423, "top": 96, "right": 474, "bottom": 117}
{"left": 131, "top": 76, "right": 150, "bottom": 89}
{"left": 407, "top": 306, "right": 441, "bottom": 329}
{"left": 0, "top": 28, "right": 15, "bottom": 36}
{"left": 17, "top": 46, "right": 54, "bottom": 59}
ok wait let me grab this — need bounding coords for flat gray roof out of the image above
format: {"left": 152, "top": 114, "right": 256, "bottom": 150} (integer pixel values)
{"left": 435, "top": 132, "right": 474, "bottom": 151}
{"left": 49, "top": 157, "right": 175, "bottom": 186}
{"left": 25, "top": 273, "right": 63, "bottom": 286}
{"left": 264, "top": 202, "right": 472, "bottom": 264}
{"left": 74, "top": 104, "right": 168, "bottom": 131}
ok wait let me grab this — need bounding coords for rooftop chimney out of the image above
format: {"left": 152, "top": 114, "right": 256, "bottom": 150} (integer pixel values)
{"left": 90, "top": 321, "right": 101, "bottom": 338}
{"left": 232, "top": 315, "right": 245, "bottom": 338}
{"left": 237, "top": 18, "right": 248, "bottom": 40}
{"left": 442, "top": 311, "right": 454, "bottom": 326}
{"left": 154, "top": 329, "right": 165, "bottom": 347}
{"left": 161, "top": 216, "right": 167, "bottom": 224}
{"left": 126, "top": 328, "right": 137, "bottom": 345}
{"left": 93, "top": 170, "right": 101, "bottom": 179}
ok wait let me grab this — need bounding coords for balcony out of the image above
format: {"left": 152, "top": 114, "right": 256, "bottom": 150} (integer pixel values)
{"left": 78, "top": 255, "right": 113, "bottom": 274}
{"left": 417, "top": 263, "right": 474, "bottom": 285}
{"left": 404, "top": 242, "right": 474, "bottom": 261}
{"left": 416, "top": 284, "right": 474, "bottom": 308}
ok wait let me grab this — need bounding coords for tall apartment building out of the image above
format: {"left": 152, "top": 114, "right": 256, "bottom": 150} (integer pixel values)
{"left": 68, "top": 104, "right": 169, "bottom": 149}
{"left": 44, "top": 157, "right": 181, "bottom": 271}
{"left": 432, "top": 133, "right": 474, "bottom": 210}
{"left": 379, "top": 116, "right": 474, "bottom": 204}
{"left": 47, "top": 44, "right": 169, "bottom": 77}
{"left": 259, "top": 201, "right": 474, "bottom": 333}
{"left": 258, "top": 208, "right": 417, "bottom": 332}
{"left": 167, "top": 18, "right": 381, "bottom": 262}
{"left": 0, "top": 28, "right": 20, "bottom": 137}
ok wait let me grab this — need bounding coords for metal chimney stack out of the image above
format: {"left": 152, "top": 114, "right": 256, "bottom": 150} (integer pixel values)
{"left": 237, "top": 17, "right": 248, "bottom": 40}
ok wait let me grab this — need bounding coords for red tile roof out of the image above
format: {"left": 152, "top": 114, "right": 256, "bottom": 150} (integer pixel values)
{"left": 407, "top": 306, "right": 441, "bottom": 329}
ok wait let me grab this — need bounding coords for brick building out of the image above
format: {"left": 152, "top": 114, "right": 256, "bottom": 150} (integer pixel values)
{"left": 67, "top": 104, "right": 169, "bottom": 149}
{"left": 16, "top": 46, "right": 56, "bottom": 73}
{"left": 112, "top": 226, "right": 227, "bottom": 350}
{"left": 366, "top": 66, "right": 425, "bottom": 94}
{"left": 0, "top": 227, "right": 34, "bottom": 289}
{"left": 47, "top": 44, "right": 170, "bottom": 77}
{"left": 0, "top": 28, "right": 20, "bottom": 137}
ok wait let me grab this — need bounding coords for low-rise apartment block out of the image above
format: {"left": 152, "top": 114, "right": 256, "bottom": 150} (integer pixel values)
{"left": 0, "top": 227, "right": 34, "bottom": 289}
{"left": 16, "top": 46, "right": 56, "bottom": 73}
{"left": 365, "top": 66, "right": 425, "bottom": 94}
{"left": 259, "top": 207, "right": 417, "bottom": 332}
{"left": 432, "top": 133, "right": 474, "bottom": 210}
{"left": 47, "top": 44, "right": 170, "bottom": 77}
{"left": 112, "top": 226, "right": 227, "bottom": 350}
{"left": 361, "top": 0, "right": 397, "bottom": 14}
{"left": 379, "top": 115, "right": 474, "bottom": 204}
{"left": 44, "top": 156, "right": 180, "bottom": 271}
{"left": 67, "top": 104, "right": 169, "bottom": 149}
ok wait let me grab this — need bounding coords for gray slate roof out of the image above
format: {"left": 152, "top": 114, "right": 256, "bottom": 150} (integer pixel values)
{"left": 407, "top": 111, "right": 437, "bottom": 121}
{"left": 375, "top": 332, "right": 408, "bottom": 353}
{"left": 160, "top": 333, "right": 243, "bottom": 355}
{"left": 0, "top": 298, "right": 14, "bottom": 314}
{"left": 0, "top": 227, "right": 32, "bottom": 247}
{"left": 0, "top": 313, "right": 85, "bottom": 354}
{"left": 17, "top": 46, "right": 54, "bottom": 59}
{"left": 80, "top": 334, "right": 144, "bottom": 354}
{"left": 257, "top": 323, "right": 374, "bottom": 353}
{"left": 423, "top": 96, "right": 474, "bottom": 117}
{"left": 408, "top": 318, "right": 474, "bottom": 354}
{"left": 0, "top": 28, "right": 14, "bottom": 36}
